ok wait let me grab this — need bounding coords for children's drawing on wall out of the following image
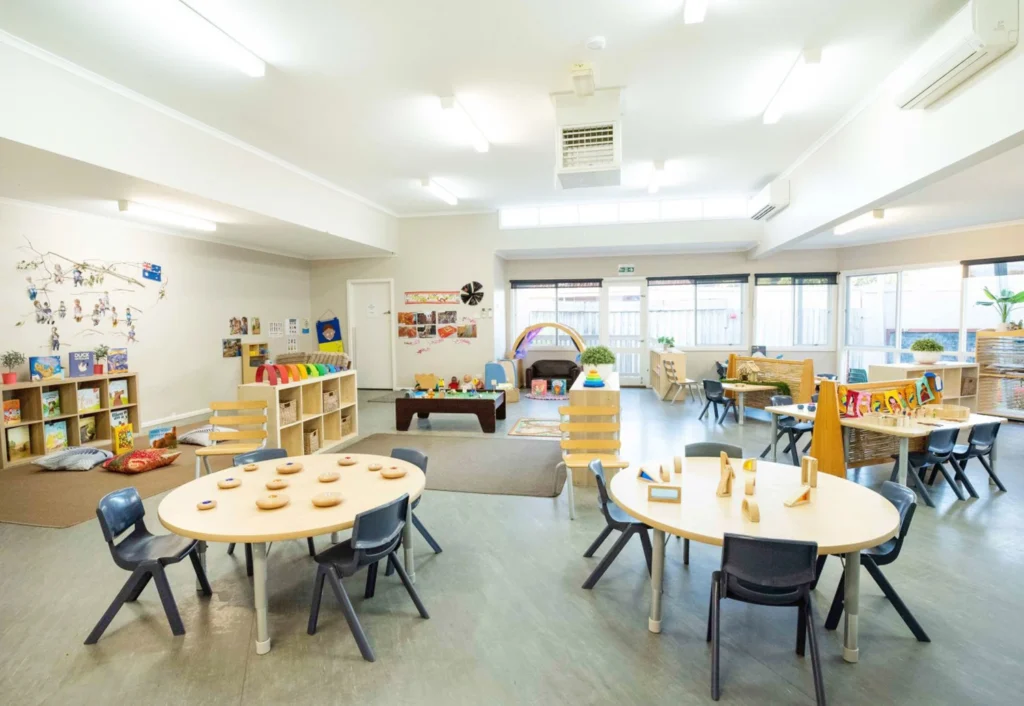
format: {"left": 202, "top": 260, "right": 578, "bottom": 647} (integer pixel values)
{"left": 405, "top": 291, "right": 461, "bottom": 305}
{"left": 316, "top": 315, "right": 344, "bottom": 352}
{"left": 252, "top": 317, "right": 261, "bottom": 335}
{"left": 222, "top": 338, "right": 242, "bottom": 358}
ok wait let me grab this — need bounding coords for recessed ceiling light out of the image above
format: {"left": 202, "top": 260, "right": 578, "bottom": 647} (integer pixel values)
{"left": 421, "top": 179, "right": 458, "bottom": 206}
{"left": 177, "top": 1, "right": 266, "bottom": 77}
{"left": 834, "top": 209, "right": 885, "bottom": 235}
{"left": 117, "top": 200, "right": 217, "bottom": 231}
{"left": 763, "top": 48, "right": 822, "bottom": 124}
{"left": 648, "top": 160, "right": 666, "bottom": 194}
{"left": 683, "top": 0, "right": 709, "bottom": 25}
{"left": 586, "top": 36, "right": 607, "bottom": 51}
{"left": 439, "top": 96, "right": 490, "bottom": 153}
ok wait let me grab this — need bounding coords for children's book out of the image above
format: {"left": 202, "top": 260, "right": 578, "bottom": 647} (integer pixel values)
{"left": 77, "top": 387, "right": 101, "bottom": 413}
{"left": 109, "top": 379, "right": 129, "bottom": 407}
{"left": 550, "top": 378, "right": 567, "bottom": 396}
{"left": 7, "top": 426, "right": 31, "bottom": 460}
{"left": 29, "top": 356, "right": 63, "bottom": 382}
{"left": 111, "top": 408, "right": 129, "bottom": 428}
{"left": 79, "top": 415, "right": 97, "bottom": 443}
{"left": 113, "top": 423, "right": 134, "bottom": 455}
{"left": 107, "top": 348, "right": 128, "bottom": 373}
{"left": 44, "top": 420, "right": 68, "bottom": 453}
{"left": 149, "top": 426, "right": 178, "bottom": 449}
{"left": 531, "top": 379, "right": 548, "bottom": 396}
{"left": 3, "top": 399, "right": 21, "bottom": 424}
{"left": 42, "top": 390, "right": 61, "bottom": 418}
{"left": 69, "top": 351, "right": 95, "bottom": 378}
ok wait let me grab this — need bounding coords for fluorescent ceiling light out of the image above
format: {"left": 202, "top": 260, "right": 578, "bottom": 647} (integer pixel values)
{"left": 440, "top": 96, "right": 490, "bottom": 153}
{"left": 177, "top": 1, "right": 265, "bottom": 77}
{"left": 648, "top": 160, "right": 666, "bottom": 195}
{"left": 117, "top": 200, "right": 217, "bottom": 231}
{"left": 763, "top": 48, "right": 822, "bottom": 124}
{"left": 421, "top": 179, "right": 458, "bottom": 206}
{"left": 834, "top": 209, "right": 885, "bottom": 235}
{"left": 683, "top": 0, "right": 709, "bottom": 25}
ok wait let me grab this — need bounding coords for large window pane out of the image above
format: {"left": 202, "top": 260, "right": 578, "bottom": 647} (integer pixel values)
{"left": 846, "top": 273, "right": 897, "bottom": 347}
{"left": 899, "top": 266, "right": 962, "bottom": 361}
{"left": 556, "top": 286, "right": 600, "bottom": 346}
{"left": 512, "top": 289, "right": 556, "bottom": 346}
{"left": 796, "top": 284, "right": 831, "bottom": 346}
{"left": 845, "top": 349, "right": 895, "bottom": 379}
{"left": 755, "top": 286, "right": 793, "bottom": 347}
{"left": 756, "top": 283, "right": 832, "bottom": 347}
{"left": 608, "top": 284, "right": 642, "bottom": 374}
{"left": 964, "top": 259, "right": 1024, "bottom": 351}
{"left": 697, "top": 283, "right": 743, "bottom": 345}
{"left": 648, "top": 284, "right": 696, "bottom": 347}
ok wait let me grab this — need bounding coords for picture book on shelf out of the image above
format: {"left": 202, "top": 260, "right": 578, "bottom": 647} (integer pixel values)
{"left": 113, "top": 423, "right": 134, "bottom": 455}
{"left": 79, "top": 415, "right": 97, "bottom": 443}
{"left": 77, "top": 387, "right": 101, "bottom": 413}
{"left": 29, "top": 356, "right": 64, "bottom": 382}
{"left": 44, "top": 420, "right": 68, "bottom": 453}
{"left": 6, "top": 426, "right": 31, "bottom": 460}
{"left": 69, "top": 351, "right": 95, "bottom": 378}
{"left": 42, "top": 390, "right": 61, "bottom": 418}
{"left": 107, "top": 348, "right": 128, "bottom": 373}
{"left": 110, "top": 408, "right": 129, "bottom": 428}
{"left": 109, "top": 379, "right": 129, "bottom": 407}
{"left": 3, "top": 399, "right": 21, "bottom": 424}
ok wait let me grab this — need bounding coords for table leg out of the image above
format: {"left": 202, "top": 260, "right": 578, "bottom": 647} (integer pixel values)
{"left": 404, "top": 501, "right": 416, "bottom": 583}
{"left": 496, "top": 397, "right": 506, "bottom": 420}
{"left": 395, "top": 406, "right": 413, "bottom": 431}
{"left": 649, "top": 528, "right": 665, "bottom": 633}
{"left": 195, "top": 540, "right": 207, "bottom": 592}
{"left": 842, "top": 550, "right": 860, "bottom": 663}
{"left": 330, "top": 532, "right": 340, "bottom": 543}
{"left": 770, "top": 413, "right": 778, "bottom": 463}
{"left": 252, "top": 542, "right": 271, "bottom": 655}
{"left": 477, "top": 410, "right": 496, "bottom": 433}
{"left": 737, "top": 393, "right": 745, "bottom": 426}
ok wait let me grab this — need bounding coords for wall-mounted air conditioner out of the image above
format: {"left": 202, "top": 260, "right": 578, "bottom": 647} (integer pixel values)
{"left": 748, "top": 180, "right": 790, "bottom": 221}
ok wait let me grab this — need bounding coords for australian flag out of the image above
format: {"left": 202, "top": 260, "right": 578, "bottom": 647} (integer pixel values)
{"left": 142, "top": 262, "right": 162, "bottom": 282}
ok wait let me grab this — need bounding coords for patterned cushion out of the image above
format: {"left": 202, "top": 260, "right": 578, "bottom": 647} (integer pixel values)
{"left": 178, "top": 425, "right": 236, "bottom": 447}
{"left": 37, "top": 446, "right": 114, "bottom": 471}
{"left": 103, "top": 449, "right": 181, "bottom": 474}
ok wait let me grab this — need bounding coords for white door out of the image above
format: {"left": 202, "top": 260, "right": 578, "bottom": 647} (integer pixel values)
{"left": 605, "top": 280, "right": 647, "bottom": 386}
{"left": 348, "top": 280, "right": 394, "bottom": 389}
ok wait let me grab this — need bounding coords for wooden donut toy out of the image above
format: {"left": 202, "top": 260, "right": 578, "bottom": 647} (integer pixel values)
{"left": 311, "top": 492, "right": 342, "bottom": 508}
{"left": 217, "top": 477, "right": 242, "bottom": 489}
{"left": 337, "top": 455, "right": 358, "bottom": 466}
{"left": 197, "top": 499, "right": 217, "bottom": 511}
{"left": 380, "top": 466, "right": 407, "bottom": 480}
{"left": 266, "top": 478, "right": 289, "bottom": 490}
{"left": 368, "top": 462, "right": 383, "bottom": 472}
{"left": 256, "top": 493, "right": 290, "bottom": 510}
{"left": 276, "top": 462, "right": 303, "bottom": 474}
{"left": 318, "top": 471, "right": 340, "bottom": 483}
{"left": 243, "top": 463, "right": 259, "bottom": 472}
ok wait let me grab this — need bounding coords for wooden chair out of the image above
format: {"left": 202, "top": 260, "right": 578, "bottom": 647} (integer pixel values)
{"left": 194, "top": 401, "right": 268, "bottom": 479}
{"left": 557, "top": 405, "right": 629, "bottom": 520}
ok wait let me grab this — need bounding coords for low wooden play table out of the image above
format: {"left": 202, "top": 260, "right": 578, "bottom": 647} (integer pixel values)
{"left": 720, "top": 382, "right": 778, "bottom": 425}
{"left": 395, "top": 390, "right": 506, "bottom": 433}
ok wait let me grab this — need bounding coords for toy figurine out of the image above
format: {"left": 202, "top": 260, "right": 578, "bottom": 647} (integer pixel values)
{"left": 57, "top": 301, "right": 67, "bottom": 320}
{"left": 448, "top": 376, "right": 459, "bottom": 391}
{"left": 53, "top": 264, "right": 64, "bottom": 284}
{"left": 72, "top": 267, "right": 84, "bottom": 286}
{"left": 91, "top": 303, "right": 101, "bottom": 326}
{"left": 110, "top": 306, "right": 118, "bottom": 327}
{"left": 461, "top": 374, "right": 473, "bottom": 391}
{"left": 127, "top": 324, "right": 137, "bottom": 343}
{"left": 26, "top": 277, "right": 37, "bottom": 301}
{"left": 125, "top": 307, "right": 132, "bottom": 326}
{"left": 73, "top": 299, "right": 82, "bottom": 323}
{"left": 50, "top": 327, "right": 60, "bottom": 352}
{"left": 473, "top": 377, "right": 485, "bottom": 391}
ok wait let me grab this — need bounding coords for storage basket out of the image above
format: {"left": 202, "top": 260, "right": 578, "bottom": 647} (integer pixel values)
{"left": 303, "top": 428, "right": 320, "bottom": 455}
{"left": 279, "top": 399, "right": 297, "bottom": 425}
{"left": 323, "top": 390, "right": 339, "bottom": 413}
{"left": 341, "top": 414, "right": 354, "bottom": 437}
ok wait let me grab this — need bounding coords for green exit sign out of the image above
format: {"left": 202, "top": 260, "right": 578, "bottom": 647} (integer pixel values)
{"left": 617, "top": 265, "right": 635, "bottom": 275}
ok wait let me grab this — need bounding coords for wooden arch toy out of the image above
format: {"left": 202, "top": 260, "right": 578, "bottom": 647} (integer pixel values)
{"left": 255, "top": 364, "right": 293, "bottom": 386}
{"left": 509, "top": 322, "right": 587, "bottom": 359}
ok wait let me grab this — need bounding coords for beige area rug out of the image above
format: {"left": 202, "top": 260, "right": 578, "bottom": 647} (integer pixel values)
{"left": 343, "top": 433, "right": 567, "bottom": 498}
{"left": 508, "top": 418, "right": 562, "bottom": 439}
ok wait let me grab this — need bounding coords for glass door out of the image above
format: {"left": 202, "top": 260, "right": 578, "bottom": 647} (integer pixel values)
{"left": 605, "top": 280, "right": 647, "bottom": 386}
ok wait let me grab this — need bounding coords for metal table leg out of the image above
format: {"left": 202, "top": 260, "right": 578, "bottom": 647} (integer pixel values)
{"left": 195, "top": 540, "right": 207, "bottom": 592}
{"left": 737, "top": 392, "right": 746, "bottom": 426}
{"left": 843, "top": 550, "right": 860, "bottom": 663}
{"left": 252, "top": 542, "right": 271, "bottom": 655}
{"left": 330, "top": 532, "right": 340, "bottom": 543}
{"left": 649, "top": 529, "right": 665, "bottom": 633}
{"left": 770, "top": 413, "right": 778, "bottom": 463}
{"left": 404, "top": 501, "right": 416, "bottom": 583}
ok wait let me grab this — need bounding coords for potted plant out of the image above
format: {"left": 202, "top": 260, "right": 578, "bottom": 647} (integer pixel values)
{"left": 1, "top": 351, "right": 25, "bottom": 385}
{"left": 656, "top": 335, "right": 675, "bottom": 351}
{"left": 977, "top": 287, "right": 1024, "bottom": 331}
{"left": 580, "top": 345, "right": 616, "bottom": 379}
{"left": 93, "top": 344, "right": 109, "bottom": 375}
{"left": 909, "top": 337, "right": 943, "bottom": 364}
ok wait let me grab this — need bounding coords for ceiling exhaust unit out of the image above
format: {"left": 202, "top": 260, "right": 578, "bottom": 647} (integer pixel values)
{"left": 552, "top": 87, "right": 622, "bottom": 189}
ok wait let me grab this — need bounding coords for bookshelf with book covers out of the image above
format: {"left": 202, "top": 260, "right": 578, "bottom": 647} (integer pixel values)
{"left": 1, "top": 373, "right": 140, "bottom": 469}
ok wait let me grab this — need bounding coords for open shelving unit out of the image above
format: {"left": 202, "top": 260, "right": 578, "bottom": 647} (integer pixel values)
{"left": 868, "top": 362, "right": 979, "bottom": 410}
{"left": 976, "top": 330, "right": 1024, "bottom": 422}
{"left": 237, "top": 370, "right": 357, "bottom": 457}
{"left": 1, "top": 373, "right": 140, "bottom": 469}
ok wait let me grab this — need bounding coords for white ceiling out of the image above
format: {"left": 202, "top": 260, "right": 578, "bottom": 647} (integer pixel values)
{"left": 0, "top": 0, "right": 964, "bottom": 215}
{"left": 0, "top": 139, "right": 391, "bottom": 260}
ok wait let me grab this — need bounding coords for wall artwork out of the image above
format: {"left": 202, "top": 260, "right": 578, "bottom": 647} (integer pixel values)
{"left": 229, "top": 317, "right": 249, "bottom": 335}
{"left": 301, "top": 318, "right": 310, "bottom": 335}
{"left": 415, "top": 312, "right": 436, "bottom": 325}
{"left": 287, "top": 318, "right": 298, "bottom": 335}
{"left": 417, "top": 325, "right": 437, "bottom": 338}
{"left": 222, "top": 338, "right": 241, "bottom": 358}
{"left": 460, "top": 281, "right": 485, "bottom": 306}
{"left": 405, "top": 291, "right": 461, "bottom": 305}
{"left": 316, "top": 317, "right": 344, "bottom": 353}
{"left": 398, "top": 325, "right": 417, "bottom": 339}
{"left": 457, "top": 323, "right": 478, "bottom": 339}
{"left": 286, "top": 337, "right": 298, "bottom": 353}
{"left": 252, "top": 317, "right": 261, "bottom": 335}
{"left": 397, "top": 312, "right": 415, "bottom": 325}
{"left": 267, "top": 321, "right": 284, "bottom": 338}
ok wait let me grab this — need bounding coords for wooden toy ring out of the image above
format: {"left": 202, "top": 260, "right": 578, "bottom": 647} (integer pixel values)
{"left": 197, "top": 499, "right": 217, "bottom": 511}
{"left": 318, "top": 471, "right": 340, "bottom": 483}
{"left": 243, "top": 463, "right": 259, "bottom": 472}
{"left": 266, "top": 478, "right": 289, "bottom": 490}
{"left": 337, "top": 456, "right": 358, "bottom": 466}
{"left": 218, "top": 477, "right": 241, "bottom": 489}
{"left": 256, "top": 493, "right": 290, "bottom": 510}
{"left": 277, "top": 462, "right": 303, "bottom": 474}
{"left": 367, "top": 463, "right": 383, "bottom": 472}
{"left": 381, "top": 466, "right": 407, "bottom": 480}
{"left": 745, "top": 478, "right": 756, "bottom": 496}
{"left": 742, "top": 498, "right": 760, "bottom": 523}
{"left": 311, "top": 492, "right": 342, "bottom": 508}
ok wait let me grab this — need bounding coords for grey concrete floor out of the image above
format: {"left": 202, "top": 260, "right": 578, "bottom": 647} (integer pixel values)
{"left": 1, "top": 388, "right": 1022, "bottom": 705}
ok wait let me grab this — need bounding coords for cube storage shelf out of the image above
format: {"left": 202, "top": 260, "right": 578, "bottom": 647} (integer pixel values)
{"left": 976, "top": 329, "right": 1024, "bottom": 422}
{"left": 1, "top": 373, "right": 140, "bottom": 469}
{"left": 237, "top": 370, "right": 357, "bottom": 458}
{"left": 868, "top": 362, "right": 979, "bottom": 410}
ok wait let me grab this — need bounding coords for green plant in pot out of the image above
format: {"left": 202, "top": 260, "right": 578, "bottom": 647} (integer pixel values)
{"left": 1, "top": 350, "right": 25, "bottom": 385}
{"left": 93, "top": 344, "right": 110, "bottom": 375}
{"left": 976, "top": 287, "right": 1024, "bottom": 331}
{"left": 657, "top": 335, "right": 675, "bottom": 350}
{"left": 909, "top": 337, "right": 943, "bottom": 364}
{"left": 580, "top": 345, "right": 616, "bottom": 379}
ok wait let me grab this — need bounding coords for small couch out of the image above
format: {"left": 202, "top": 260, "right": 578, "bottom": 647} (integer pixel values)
{"left": 525, "top": 360, "right": 581, "bottom": 389}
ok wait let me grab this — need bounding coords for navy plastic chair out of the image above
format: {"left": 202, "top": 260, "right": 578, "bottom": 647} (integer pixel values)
{"left": 890, "top": 426, "right": 959, "bottom": 506}
{"left": 85, "top": 488, "right": 211, "bottom": 644}
{"left": 847, "top": 368, "right": 868, "bottom": 384}
{"left": 307, "top": 494, "right": 429, "bottom": 662}
{"left": 582, "top": 460, "right": 654, "bottom": 589}
{"left": 759, "top": 395, "right": 814, "bottom": 465}
{"left": 699, "top": 379, "right": 737, "bottom": 424}
{"left": 707, "top": 534, "right": 825, "bottom": 704}
{"left": 391, "top": 448, "right": 441, "bottom": 553}
{"left": 934, "top": 422, "right": 1004, "bottom": 493}
{"left": 679, "top": 443, "right": 742, "bottom": 565}
{"left": 819, "top": 482, "right": 928, "bottom": 643}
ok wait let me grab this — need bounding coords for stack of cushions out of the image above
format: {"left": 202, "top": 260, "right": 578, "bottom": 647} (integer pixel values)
{"left": 37, "top": 446, "right": 114, "bottom": 471}
{"left": 179, "top": 425, "right": 237, "bottom": 447}
{"left": 103, "top": 448, "right": 181, "bottom": 474}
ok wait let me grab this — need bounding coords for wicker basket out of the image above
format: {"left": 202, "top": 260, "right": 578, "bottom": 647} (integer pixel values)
{"left": 341, "top": 414, "right": 354, "bottom": 437}
{"left": 303, "top": 428, "right": 320, "bottom": 455}
{"left": 279, "top": 399, "right": 297, "bottom": 425}
{"left": 323, "top": 390, "right": 339, "bottom": 413}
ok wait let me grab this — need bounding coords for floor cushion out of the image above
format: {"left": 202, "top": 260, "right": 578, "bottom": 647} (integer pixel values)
{"left": 103, "top": 449, "right": 181, "bottom": 474}
{"left": 179, "top": 425, "right": 236, "bottom": 447}
{"left": 36, "top": 446, "right": 114, "bottom": 471}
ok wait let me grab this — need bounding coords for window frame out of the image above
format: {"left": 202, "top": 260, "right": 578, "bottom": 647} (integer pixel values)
{"left": 646, "top": 274, "right": 749, "bottom": 351}
{"left": 752, "top": 273, "right": 837, "bottom": 351}
{"left": 510, "top": 279, "right": 602, "bottom": 351}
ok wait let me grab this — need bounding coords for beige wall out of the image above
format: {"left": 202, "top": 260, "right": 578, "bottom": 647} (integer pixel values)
{"left": 0, "top": 200, "right": 312, "bottom": 426}
{"left": 837, "top": 222, "right": 1024, "bottom": 271}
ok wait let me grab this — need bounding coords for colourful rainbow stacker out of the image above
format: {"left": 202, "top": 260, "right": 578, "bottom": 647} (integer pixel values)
{"left": 583, "top": 368, "right": 605, "bottom": 388}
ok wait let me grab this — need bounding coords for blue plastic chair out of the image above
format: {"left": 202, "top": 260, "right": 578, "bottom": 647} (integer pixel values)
{"left": 847, "top": 368, "right": 868, "bottom": 384}
{"left": 581, "top": 460, "right": 654, "bottom": 589}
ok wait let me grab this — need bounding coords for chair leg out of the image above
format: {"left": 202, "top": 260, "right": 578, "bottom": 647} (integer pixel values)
{"left": 387, "top": 552, "right": 430, "bottom": 619}
{"left": 638, "top": 528, "right": 654, "bottom": 576}
{"left": 796, "top": 595, "right": 808, "bottom": 656}
{"left": 803, "top": 437, "right": 813, "bottom": 453}
{"left": 244, "top": 543, "right": 253, "bottom": 577}
{"left": 978, "top": 454, "right": 1007, "bottom": 492}
{"left": 949, "top": 457, "right": 978, "bottom": 499}
{"left": 189, "top": 549, "right": 213, "bottom": 596}
{"left": 325, "top": 565, "right": 376, "bottom": 662}
{"left": 84, "top": 566, "right": 150, "bottom": 644}
{"left": 711, "top": 575, "right": 722, "bottom": 701}
{"left": 306, "top": 566, "right": 326, "bottom": 635}
{"left": 731, "top": 400, "right": 739, "bottom": 423}
{"left": 583, "top": 525, "right": 613, "bottom": 558}
{"left": 811, "top": 555, "right": 827, "bottom": 590}
{"left": 364, "top": 561, "right": 379, "bottom": 599}
{"left": 413, "top": 513, "right": 443, "bottom": 553}
{"left": 683, "top": 538, "right": 690, "bottom": 566}
{"left": 824, "top": 568, "right": 845, "bottom": 631}
{"left": 125, "top": 572, "right": 152, "bottom": 602}
{"left": 863, "top": 557, "right": 930, "bottom": 642}
{"left": 805, "top": 596, "right": 828, "bottom": 706}
{"left": 227, "top": 542, "right": 236, "bottom": 556}
{"left": 582, "top": 529, "right": 634, "bottom": 590}
{"left": 760, "top": 431, "right": 785, "bottom": 459}
{"left": 788, "top": 431, "right": 800, "bottom": 466}
{"left": 699, "top": 398, "right": 713, "bottom": 420}
{"left": 889, "top": 461, "right": 901, "bottom": 483}
{"left": 150, "top": 565, "right": 185, "bottom": 637}
{"left": 934, "top": 462, "right": 967, "bottom": 501}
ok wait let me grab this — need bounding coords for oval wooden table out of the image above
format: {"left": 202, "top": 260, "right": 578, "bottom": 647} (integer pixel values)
{"left": 158, "top": 453, "right": 425, "bottom": 655}
{"left": 609, "top": 457, "right": 900, "bottom": 663}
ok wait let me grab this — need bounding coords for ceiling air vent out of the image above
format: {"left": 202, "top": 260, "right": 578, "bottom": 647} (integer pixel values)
{"left": 557, "top": 122, "right": 621, "bottom": 189}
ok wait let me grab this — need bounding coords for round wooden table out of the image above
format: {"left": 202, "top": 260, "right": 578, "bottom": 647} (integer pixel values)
{"left": 609, "top": 457, "right": 899, "bottom": 663}
{"left": 158, "top": 453, "right": 425, "bottom": 655}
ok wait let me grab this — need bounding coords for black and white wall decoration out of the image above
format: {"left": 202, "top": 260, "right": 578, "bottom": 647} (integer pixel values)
{"left": 460, "top": 281, "right": 484, "bottom": 306}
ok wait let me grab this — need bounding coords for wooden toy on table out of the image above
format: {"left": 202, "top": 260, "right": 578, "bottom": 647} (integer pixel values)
{"left": 659, "top": 464, "right": 670, "bottom": 482}
{"left": 217, "top": 477, "right": 241, "bottom": 489}
{"left": 311, "top": 492, "right": 342, "bottom": 508}
{"left": 256, "top": 493, "right": 289, "bottom": 510}
{"left": 674, "top": 456, "right": 682, "bottom": 474}
{"left": 415, "top": 373, "right": 436, "bottom": 391}
{"left": 277, "top": 461, "right": 303, "bottom": 474}
{"left": 368, "top": 462, "right": 383, "bottom": 472}
{"left": 381, "top": 466, "right": 407, "bottom": 480}
{"left": 266, "top": 478, "right": 288, "bottom": 490}
{"left": 745, "top": 477, "right": 756, "bottom": 495}
{"left": 637, "top": 467, "right": 657, "bottom": 483}
{"left": 743, "top": 458, "right": 758, "bottom": 472}
{"left": 742, "top": 497, "right": 760, "bottom": 522}
{"left": 318, "top": 471, "right": 340, "bottom": 483}
{"left": 647, "top": 484, "right": 682, "bottom": 503}
{"left": 784, "top": 486, "right": 812, "bottom": 507}
{"left": 801, "top": 456, "right": 819, "bottom": 488}
{"left": 337, "top": 456, "right": 358, "bottom": 466}
{"left": 197, "top": 499, "right": 217, "bottom": 511}
{"left": 243, "top": 463, "right": 259, "bottom": 472}
{"left": 716, "top": 452, "right": 735, "bottom": 497}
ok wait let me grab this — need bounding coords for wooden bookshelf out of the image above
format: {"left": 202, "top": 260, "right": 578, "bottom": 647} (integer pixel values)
{"left": 1, "top": 373, "right": 140, "bottom": 469}
{"left": 869, "top": 362, "right": 979, "bottom": 410}
{"left": 241, "top": 341, "right": 270, "bottom": 384}
{"left": 976, "top": 329, "right": 1024, "bottom": 422}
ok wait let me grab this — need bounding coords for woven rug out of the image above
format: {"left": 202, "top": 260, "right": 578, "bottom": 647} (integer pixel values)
{"left": 342, "top": 433, "right": 566, "bottom": 497}
{"left": 368, "top": 390, "right": 407, "bottom": 403}
{"left": 508, "top": 418, "right": 562, "bottom": 439}
{"left": 524, "top": 393, "right": 569, "bottom": 401}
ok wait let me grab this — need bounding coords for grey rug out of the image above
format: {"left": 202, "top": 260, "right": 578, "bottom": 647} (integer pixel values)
{"left": 343, "top": 433, "right": 567, "bottom": 497}
{"left": 368, "top": 390, "right": 407, "bottom": 403}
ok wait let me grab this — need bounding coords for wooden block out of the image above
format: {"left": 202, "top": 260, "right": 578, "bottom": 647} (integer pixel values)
{"left": 276, "top": 462, "right": 303, "bottom": 474}
{"left": 243, "top": 463, "right": 259, "bottom": 472}
{"left": 784, "top": 485, "right": 812, "bottom": 507}
{"left": 311, "top": 492, "right": 342, "bottom": 508}
{"left": 717, "top": 451, "right": 735, "bottom": 497}
{"left": 745, "top": 477, "right": 756, "bottom": 496}
{"left": 368, "top": 462, "right": 383, "bottom": 472}
{"left": 801, "top": 456, "right": 819, "bottom": 488}
{"left": 742, "top": 498, "right": 760, "bottom": 522}
{"left": 659, "top": 464, "right": 670, "bottom": 482}
{"left": 318, "top": 471, "right": 340, "bottom": 483}
{"left": 647, "top": 484, "right": 682, "bottom": 503}
{"left": 255, "top": 493, "right": 290, "bottom": 510}
{"left": 381, "top": 466, "right": 407, "bottom": 479}
{"left": 196, "top": 499, "right": 217, "bottom": 511}
{"left": 337, "top": 455, "right": 358, "bottom": 466}
{"left": 637, "top": 467, "right": 657, "bottom": 483}
{"left": 742, "top": 458, "right": 757, "bottom": 472}
{"left": 217, "top": 476, "right": 241, "bottom": 489}
{"left": 266, "top": 478, "right": 288, "bottom": 490}
{"left": 673, "top": 456, "right": 682, "bottom": 474}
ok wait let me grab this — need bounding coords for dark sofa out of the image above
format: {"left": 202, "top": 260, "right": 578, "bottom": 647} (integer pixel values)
{"left": 525, "top": 360, "right": 581, "bottom": 388}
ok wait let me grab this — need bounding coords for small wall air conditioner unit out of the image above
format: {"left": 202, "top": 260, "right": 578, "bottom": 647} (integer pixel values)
{"left": 553, "top": 88, "right": 622, "bottom": 189}
{"left": 748, "top": 180, "right": 790, "bottom": 221}
{"left": 896, "top": 0, "right": 1018, "bottom": 110}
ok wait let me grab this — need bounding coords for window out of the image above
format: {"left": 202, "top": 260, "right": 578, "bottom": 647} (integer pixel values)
{"left": 899, "top": 265, "right": 962, "bottom": 361}
{"left": 845, "top": 273, "right": 897, "bottom": 347}
{"left": 647, "top": 275, "right": 747, "bottom": 347}
{"left": 964, "top": 256, "right": 1024, "bottom": 352}
{"left": 511, "top": 279, "right": 601, "bottom": 347}
{"left": 754, "top": 273, "right": 836, "bottom": 348}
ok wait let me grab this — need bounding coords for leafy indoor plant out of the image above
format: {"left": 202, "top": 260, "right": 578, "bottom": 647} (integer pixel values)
{"left": 657, "top": 335, "right": 675, "bottom": 350}
{"left": 580, "top": 345, "right": 616, "bottom": 378}
{"left": 93, "top": 344, "right": 110, "bottom": 375}
{"left": 1, "top": 350, "right": 25, "bottom": 385}
{"left": 909, "top": 337, "right": 943, "bottom": 364}
{"left": 976, "top": 287, "right": 1024, "bottom": 331}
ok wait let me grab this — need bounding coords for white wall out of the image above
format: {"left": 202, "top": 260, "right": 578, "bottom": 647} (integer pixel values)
{"left": 0, "top": 200, "right": 312, "bottom": 425}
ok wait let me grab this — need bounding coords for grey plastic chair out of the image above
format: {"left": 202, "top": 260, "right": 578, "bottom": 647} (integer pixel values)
{"left": 307, "top": 493, "right": 429, "bottom": 662}
{"left": 937, "top": 422, "right": 1004, "bottom": 493}
{"left": 707, "top": 534, "right": 825, "bottom": 704}
{"left": 85, "top": 487, "right": 211, "bottom": 644}
{"left": 698, "top": 380, "right": 737, "bottom": 424}
{"left": 679, "top": 444, "right": 742, "bottom": 565}
{"left": 391, "top": 448, "right": 441, "bottom": 553}
{"left": 581, "top": 460, "right": 654, "bottom": 589}
{"left": 759, "top": 395, "right": 814, "bottom": 465}
{"left": 889, "top": 426, "right": 960, "bottom": 506}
